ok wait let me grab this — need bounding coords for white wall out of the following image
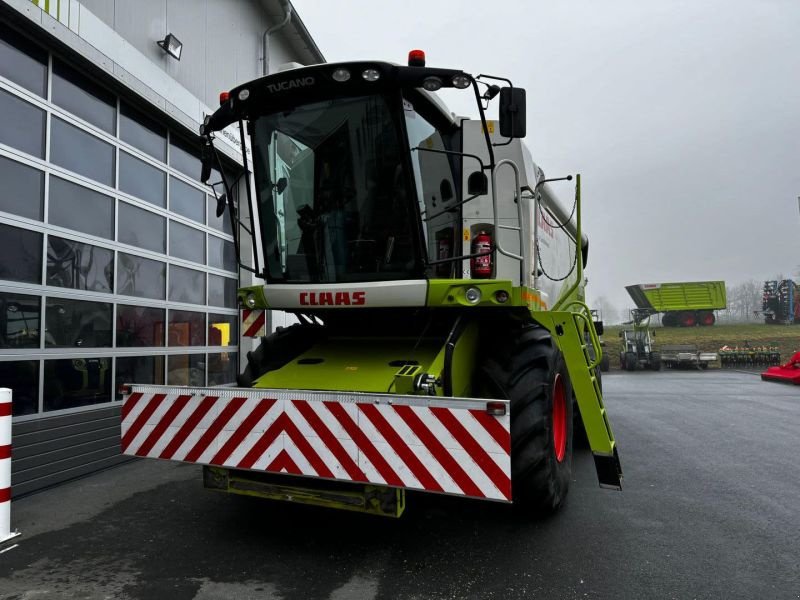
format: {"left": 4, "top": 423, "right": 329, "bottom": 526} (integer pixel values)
{"left": 78, "top": 0, "right": 310, "bottom": 111}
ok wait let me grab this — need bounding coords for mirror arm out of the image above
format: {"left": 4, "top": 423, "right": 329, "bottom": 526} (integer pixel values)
{"left": 207, "top": 135, "right": 260, "bottom": 275}
{"left": 472, "top": 79, "right": 495, "bottom": 171}
{"left": 208, "top": 140, "right": 243, "bottom": 262}
{"left": 203, "top": 132, "right": 263, "bottom": 277}
{"left": 535, "top": 175, "right": 574, "bottom": 190}
{"left": 477, "top": 73, "right": 513, "bottom": 87}
{"left": 478, "top": 75, "right": 515, "bottom": 146}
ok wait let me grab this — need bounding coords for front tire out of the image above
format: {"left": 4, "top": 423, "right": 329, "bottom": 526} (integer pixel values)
{"left": 479, "top": 322, "right": 573, "bottom": 513}
{"left": 650, "top": 353, "right": 662, "bottom": 371}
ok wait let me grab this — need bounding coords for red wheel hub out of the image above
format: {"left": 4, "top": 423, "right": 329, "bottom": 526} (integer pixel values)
{"left": 552, "top": 374, "right": 567, "bottom": 462}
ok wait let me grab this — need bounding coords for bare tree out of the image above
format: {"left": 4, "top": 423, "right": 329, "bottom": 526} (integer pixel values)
{"left": 591, "top": 296, "right": 620, "bottom": 325}
{"left": 725, "top": 279, "right": 763, "bottom": 322}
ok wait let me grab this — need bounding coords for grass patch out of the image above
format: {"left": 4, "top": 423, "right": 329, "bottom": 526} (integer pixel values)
{"left": 601, "top": 323, "right": 799, "bottom": 369}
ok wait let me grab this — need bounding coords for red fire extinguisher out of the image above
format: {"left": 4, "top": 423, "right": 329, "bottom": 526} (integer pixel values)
{"left": 471, "top": 230, "right": 493, "bottom": 278}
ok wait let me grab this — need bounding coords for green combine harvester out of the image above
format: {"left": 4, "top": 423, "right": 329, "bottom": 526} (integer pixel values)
{"left": 120, "top": 51, "right": 621, "bottom": 518}
{"left": 626, "top": 281, "right": 727, "bottom": 327}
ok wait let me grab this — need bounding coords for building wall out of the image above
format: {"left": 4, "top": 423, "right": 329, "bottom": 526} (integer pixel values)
{"left": 77, "top": 0, "right": 315, "bottom": 110}
{"left": 0, "top": 0, "right": 322, "bottom": 496}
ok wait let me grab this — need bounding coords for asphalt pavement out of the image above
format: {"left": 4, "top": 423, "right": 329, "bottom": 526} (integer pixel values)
{"left": 0, "top": 370, "right": 798, "bottom": 600}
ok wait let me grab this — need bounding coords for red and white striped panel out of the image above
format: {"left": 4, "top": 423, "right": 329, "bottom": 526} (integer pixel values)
{"left": 121, "top": 387, "right": 511, "bottom": 502}
{"left": 241, "top": 309, "right": 266, "bottom": 338}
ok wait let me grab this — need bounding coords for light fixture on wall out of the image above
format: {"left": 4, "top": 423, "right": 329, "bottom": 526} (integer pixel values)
{"left": 157, "top": 33, "right": 183, "bottom": 60}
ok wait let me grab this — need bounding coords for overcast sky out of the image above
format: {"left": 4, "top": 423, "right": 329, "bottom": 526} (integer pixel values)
{"left": 294, "top": 0, "right": 800, "bottom": 311}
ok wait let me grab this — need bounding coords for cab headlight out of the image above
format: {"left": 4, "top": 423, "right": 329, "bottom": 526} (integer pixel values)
{"left": 465, "top": 287, "right": 482, "bottom": 304}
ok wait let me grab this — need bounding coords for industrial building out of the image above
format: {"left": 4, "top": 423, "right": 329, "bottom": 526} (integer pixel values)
{"left": 0, "top": 0, "right": 323, "bottom": 495}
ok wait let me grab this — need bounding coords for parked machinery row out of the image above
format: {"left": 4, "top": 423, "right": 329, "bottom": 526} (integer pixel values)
{"left": 719, "top": 345, "right": 781, "bottom": 367}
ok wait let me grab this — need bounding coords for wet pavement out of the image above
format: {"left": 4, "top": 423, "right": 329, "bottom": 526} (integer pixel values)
{"left": 0, "top": 370, "right": 798, "bottom": 599}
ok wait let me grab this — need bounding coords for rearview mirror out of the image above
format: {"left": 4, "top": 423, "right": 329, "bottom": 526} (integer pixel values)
{"left": 215, "top": 193, "right": 227, "bottom": 218}
{"left": 276, "top": 177, "right": 288, "bottom": 195}
{"left": 467, "top": 171, "right": 488, "bottom": 196}
{"left": 200, "top": 143, "right": 213, "bottom": 184}
{"left": 594, "top": 321, "right": 604, "bottom": 336}
{"left": 499, "top": 87, "right": 526, "bottom": 138}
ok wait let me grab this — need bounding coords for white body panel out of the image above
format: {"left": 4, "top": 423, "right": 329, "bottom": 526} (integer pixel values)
{"left": 460, "top": 121, "right": 582, "bottom": 304}
{"left": 263, "top": 280, "right": 428, "bottom": 309}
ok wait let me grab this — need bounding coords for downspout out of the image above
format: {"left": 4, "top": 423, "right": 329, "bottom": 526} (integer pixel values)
{"left": 262, "top": 0, "right": 293, "bottom": 76}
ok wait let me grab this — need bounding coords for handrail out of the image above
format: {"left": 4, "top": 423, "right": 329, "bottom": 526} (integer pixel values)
{"left": 491, "top": 159, "right": 525, "bottom": 283}
{"left": 563, "top": 299, "right": 602, "bottom": 370}
{"left": 551, "top": 174, "right": 581, "bottom": 311}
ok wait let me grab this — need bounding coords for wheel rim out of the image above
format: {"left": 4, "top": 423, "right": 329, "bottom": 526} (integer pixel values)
{"left": 552, "top": 373, "right": 567, "bottom": 462}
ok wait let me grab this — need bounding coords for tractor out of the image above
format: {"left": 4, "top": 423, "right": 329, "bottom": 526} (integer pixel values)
{"left": 618, "top": 309, "right": 661, "bottom": 371}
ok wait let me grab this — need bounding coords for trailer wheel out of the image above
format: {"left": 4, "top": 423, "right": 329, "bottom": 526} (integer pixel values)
{"left": 681, "top": 312, "right": 696, "bottom": 327}
{"left": 599, "top": 352, "right": 610, "bottom": 373}
{"left": 698, "top": 311, "right": 715, "bottom": 326}
{"left": 478, "top": 322, "right": 573, "bottom": 513}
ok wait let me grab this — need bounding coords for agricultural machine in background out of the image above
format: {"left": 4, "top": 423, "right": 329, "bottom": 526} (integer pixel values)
{"left": 618, "top": 309, "right": 661, "bottom": 371}
{"left": 720, "top": 345, "right": 781, "bottom": 368}
{"left": 119, "top": 52, "right": 622, "bottom": 518}
{"left": 626, "top": 281, "right": 726, "bottom": 327}
{"left": 762, "top": 280, "right": 800, "bottom": 324}
{"left": 660, "top": 345, "right": 717, "bottom": 369}
{"left": 589, "top": 309, "right": 610, "bottom": 372}
{"left": 761, "top": 351, "right": 800, "bottom": 385}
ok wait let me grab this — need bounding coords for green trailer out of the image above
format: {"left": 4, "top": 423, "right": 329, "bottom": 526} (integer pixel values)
{"left": 626, "top": 281, "right": 727, "bottom": 327}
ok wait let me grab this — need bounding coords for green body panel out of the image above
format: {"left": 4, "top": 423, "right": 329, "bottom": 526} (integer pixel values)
{"left": 426, "top": 279, "right": 519, "bottom": 307}
{"left": 254, "top": 337, "right": 442, "bottom": 392}
{"left": 253, "top": 320, "right": 479, "bottom": 398}
{"left": 532, "top": 307, "right": 615, "bottom": 457}
{"left": 447, "top": 320, "right": 479, "bottom": 397}
{"left": 626, "top": 281, "right": 727, "bottom": 312}
{"left": 238, "top": 285, "right": 269, "bottom": 310}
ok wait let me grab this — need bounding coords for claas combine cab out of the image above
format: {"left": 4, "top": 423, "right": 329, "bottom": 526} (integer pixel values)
{"left": 120, "top": 52, "right": 621, "bottom": 517}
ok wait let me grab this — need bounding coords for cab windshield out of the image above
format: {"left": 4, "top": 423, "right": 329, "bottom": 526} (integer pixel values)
{"left": 251, "top": 93, "right": 423, "bottom": 283}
